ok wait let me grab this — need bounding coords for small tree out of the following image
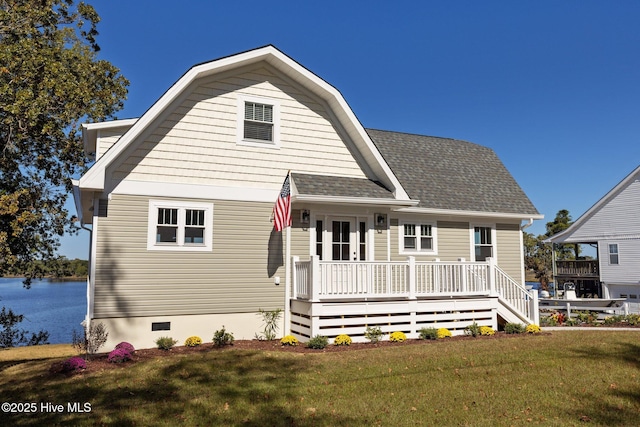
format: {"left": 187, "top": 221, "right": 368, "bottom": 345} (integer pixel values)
{"left": 72, "top": 322, "right": 108, "bottom": 356}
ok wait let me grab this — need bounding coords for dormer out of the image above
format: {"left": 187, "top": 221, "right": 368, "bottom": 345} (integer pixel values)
{"left": 82, "top": 118, "right": 137, "bottom": 161}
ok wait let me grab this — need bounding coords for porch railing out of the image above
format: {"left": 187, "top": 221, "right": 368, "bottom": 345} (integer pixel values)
{"left": 555, "top": 260, "right": 599, "bottom": 277}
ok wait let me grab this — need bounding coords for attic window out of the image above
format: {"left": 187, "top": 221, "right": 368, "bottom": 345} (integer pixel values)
{"left": 244, "top": 102, "right": 273, "bottom": 141}
{"left": 237, "top": 96, "right": 280, "bottom": 148}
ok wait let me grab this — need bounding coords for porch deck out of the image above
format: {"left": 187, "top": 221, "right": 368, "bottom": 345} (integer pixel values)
{"left": 290, "top": 256, "right": 538, "bottom": 342}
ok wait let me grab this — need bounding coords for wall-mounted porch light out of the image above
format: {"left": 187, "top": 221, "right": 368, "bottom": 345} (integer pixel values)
{"left": 375, "top": 213, "right": 387, "bottom": 228}
{"left": 300, "top": 209, "right": 310, "bottom": 224}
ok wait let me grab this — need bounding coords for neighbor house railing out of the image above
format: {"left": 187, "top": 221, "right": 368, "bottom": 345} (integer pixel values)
{"left": 555, "top": 260, "right": 599, "bottom": 277}
{"left": 292, "top": 256, "right": 537, "bottom": 323}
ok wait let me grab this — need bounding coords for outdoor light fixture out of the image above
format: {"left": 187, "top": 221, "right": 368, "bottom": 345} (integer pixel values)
{"left": 375, "top": 213, "right": 387, "bottom": 228}
{"left": 300, "top": 209, "right": 310, "bottom": 224}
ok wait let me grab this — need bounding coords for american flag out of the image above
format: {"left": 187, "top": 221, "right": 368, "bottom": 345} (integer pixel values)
{"left": 273, "top": 173, "right": 291, "bottom": 231}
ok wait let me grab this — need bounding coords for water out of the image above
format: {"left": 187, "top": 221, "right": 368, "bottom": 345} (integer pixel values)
{"left": 0, "top": 277, "right": 86, "bottom": 345}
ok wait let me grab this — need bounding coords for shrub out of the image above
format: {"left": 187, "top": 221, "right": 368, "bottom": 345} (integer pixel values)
{"left": 389, "top": 331, "right": 407, "bottom": 342}
{"left": 626, "top": 314, "right": 640, "bottom": 326}
{"left": 334, "top": 334, "right": 352, "bottom": 346}
{"left": 280, "top": 335, "right": 299, "bottom": 346}
{"left": 256, "top": 308, "right": 282, "bottom": 340}
{"left": 155, "top": 336, "right": 178, "bottom": 350}
{"left": 418, "top": 327, "right": 439, "bottom": 340}
{"left": 61, "top": 356, "right": 86, "bottom": 373}
{"left": 213, "top": 326, "right": 234, "bottom": 347}
{"left": 525, "top": 324, "right": 542, "bottom": 334}
{"left": 72, "top": 322, "right": 108, "bottom": 355}
{"left": 184, "top": 336, "right": 203, "bottom": 347}
{"left": 115, "top": 342, "right": 135, "bottom": 354}
{"left": 464, "top": 322, "right": 482, "bottom": 337}
{"left": 107, "top": 348, "right": 132, "bottom": 363}
{"left": 436, "top": 328, "right": 452, "bottom": 339}
{"left": 364, "top": 326, "right": 384, "bottom": 343}
{"left": 479, "top": 326, "right": 495, "bottom": 336}
{"left": 307, "top": 335, "right": 328, "bottom": 349}
{"left": 504, "top": 323, "right": 525, "bottom": 334}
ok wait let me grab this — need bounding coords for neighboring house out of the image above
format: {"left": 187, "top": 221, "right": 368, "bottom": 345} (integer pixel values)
{"left": 546, "top": 165, "right": 640, "bottom": 303}
{"left": 73, "top": 45, "right": 542, "bottom": 349}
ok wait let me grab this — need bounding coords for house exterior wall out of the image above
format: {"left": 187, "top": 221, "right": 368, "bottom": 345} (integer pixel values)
{"left": 93, "top": 194, "right": 286, "bottom": 319}
{"left": 496, "top": 223, "right": 524, "bottom": 283}
{"left": 110, "top": 65, "right": 367, "bottom": 190}
{"left": 563, "top": 179, "right": 640, "bottom": 241}
{"left": 97, "top": 128, "right": 127, "bottom": 160}
{"left": 598, "top": 239, "right": 640, "bottom": 285}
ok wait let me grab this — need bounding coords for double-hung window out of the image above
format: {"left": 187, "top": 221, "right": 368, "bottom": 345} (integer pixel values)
{"left": 244, "top": 102, "right": 273, "bottom": 141}
{"left": 474, "top": 226, "right": 493, "bottom": 261}
{"left": 608, "top": 244, "right": 619, "bottom": 265}
{"left": 401, "top": 222, "right": 436, "bottom": 253}
{"left": 148, "top": 201, "right": 213, "bottom": 251}
{"left": 237, "top": 96, "right": 279, "bottom": 147}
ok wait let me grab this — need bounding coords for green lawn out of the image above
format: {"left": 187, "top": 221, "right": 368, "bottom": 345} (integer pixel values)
{"left": 1, "top": 331, "right": 639, "bottom": 426}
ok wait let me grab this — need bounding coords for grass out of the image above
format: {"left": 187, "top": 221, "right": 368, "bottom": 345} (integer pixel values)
{"left": 1, "top": 331, "right": 640, "bottom": 426}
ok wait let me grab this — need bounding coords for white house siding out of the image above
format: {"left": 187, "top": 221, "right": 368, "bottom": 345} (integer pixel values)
{"left": 110, "top": 65, "right": 367, "bottom": 190}
{"left": 496, "top": 223, "right": 524, "bottom": 284}
{"left": 93, "top": 194, "right": 286, "bottom": 319}
{"left": 97, "top": 128, "right": 126, "bottom": 160}
{"left": 564, "top": 179, "right": 640, "bottom": 241}
{"left": 598, "top": 239, "right": 640, "bottom": 284}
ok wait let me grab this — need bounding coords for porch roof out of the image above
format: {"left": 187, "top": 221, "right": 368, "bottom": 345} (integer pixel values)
{"left": 367, "top": 129, "right": 541, "bottom": 216}
{"left": 291, "top": 172, "right": 417, "bottom": 206}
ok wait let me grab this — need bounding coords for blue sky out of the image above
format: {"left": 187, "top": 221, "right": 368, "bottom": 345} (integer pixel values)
{"left": 60, "top": 1, "right": 640, "bottom": 259}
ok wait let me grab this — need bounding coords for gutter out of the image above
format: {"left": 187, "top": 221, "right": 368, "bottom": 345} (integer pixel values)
{"left": 520, "top": 218, "right": 534, "bottom": 231}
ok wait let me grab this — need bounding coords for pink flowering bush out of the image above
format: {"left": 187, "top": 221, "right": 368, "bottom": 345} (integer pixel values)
{"left": 62, "top": 356, "right": 86, "bottom": 372}
{"left": 108, "top": 347, "right": 132, "bottom": 363}
{"left": 115, "top": 341, "right": 135, "bottom": 354}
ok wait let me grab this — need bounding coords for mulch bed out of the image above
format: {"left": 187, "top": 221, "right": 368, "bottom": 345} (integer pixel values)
{"left": 49, "top": 333, "right": 534, "bottom": 375}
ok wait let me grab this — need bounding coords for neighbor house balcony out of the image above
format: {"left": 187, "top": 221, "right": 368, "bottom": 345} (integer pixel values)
{"left": 290, "top": 256, "right": 538, "bottom": 342}
{"left": 554, "top": 260, "right": 599, "bottom": 278}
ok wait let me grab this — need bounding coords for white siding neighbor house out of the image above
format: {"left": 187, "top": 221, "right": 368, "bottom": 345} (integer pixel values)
{"left": 547, "top": 165, "right": 640, "bottom": 304}
{"left": 73, "top": 46, "right": 543, "bottom": 349}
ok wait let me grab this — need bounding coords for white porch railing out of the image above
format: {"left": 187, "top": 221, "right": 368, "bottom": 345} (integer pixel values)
{"left": 292, "top": 256, "right": 538, "bottom": 324}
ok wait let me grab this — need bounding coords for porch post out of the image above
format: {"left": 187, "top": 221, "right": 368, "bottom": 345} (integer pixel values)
{"left": 310, "top": 255, "right": 321, "bottom": 302}
{"left": 458, "top": 258, "right": 467, "bottom": 293}
{"left": 487, "top": 257, "right": 497, "bottom": 296}
{"left": 291, "top": 256, "right": 299, "bottom": 300}
{"left": 530, "top": 289, "right": 540, "bottom": 325}
{"left": 407, "top": 256, "right": 416, "bottom": 299}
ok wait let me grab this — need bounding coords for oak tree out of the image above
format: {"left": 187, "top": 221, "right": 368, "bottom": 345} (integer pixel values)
{"left": 0, "top": 0, "right": 128, "bottom": 283}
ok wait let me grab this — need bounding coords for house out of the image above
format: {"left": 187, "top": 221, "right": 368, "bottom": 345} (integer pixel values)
{"left": 546, "top": 165, "right": 640, "bottom": 305}
{"left": 73, "top": 45, "right": 542, "bottom": 349}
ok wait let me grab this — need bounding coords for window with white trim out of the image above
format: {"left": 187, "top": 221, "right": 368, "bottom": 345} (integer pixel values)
{"left": 400, "top": 222, "right": 436, "bottom": 253}
{"left": 608, "top": 243, "right": 619, "bottom": 265}
{"left": 474, "top": 226, "right": 493, "bottom": 261}
{"left": 148, "top": 201, "right": 213, "bottom": 251}
{"left": 237, "top": 96, "right": 279, "bottom": 148}
{"left": 244, "top": 102, "right": 273, "bottom": 141}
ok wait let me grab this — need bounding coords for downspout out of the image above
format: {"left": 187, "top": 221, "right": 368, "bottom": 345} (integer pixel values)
{"left": 79, "top": 222, "right": 93, "bottom": 329}
{"left": 520, "top": 218, "right": 534, "bottom": 231}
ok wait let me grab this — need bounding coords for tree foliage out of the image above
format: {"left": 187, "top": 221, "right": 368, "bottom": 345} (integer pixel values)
{"left": 545, "top": 209, "right": 579, "bottom": 259}
{"left": 0, "top": 0, "right": 128, "bottom": 283}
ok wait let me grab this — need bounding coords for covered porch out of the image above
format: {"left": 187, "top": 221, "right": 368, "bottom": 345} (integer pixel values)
{"left": 289, "top": 256, "right": 538, "bottom": 342}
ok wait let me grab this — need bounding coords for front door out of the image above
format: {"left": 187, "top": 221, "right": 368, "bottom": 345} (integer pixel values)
{"left": 331, "top": 219, "right": 356, "bottom": 261}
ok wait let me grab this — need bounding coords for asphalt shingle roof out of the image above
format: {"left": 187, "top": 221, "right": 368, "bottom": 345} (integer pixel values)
{"left": 292, "top": 173, "right": 394, "bottom": 199}
{"left": 366, "top": 129, "right": 539, "bottom": 215}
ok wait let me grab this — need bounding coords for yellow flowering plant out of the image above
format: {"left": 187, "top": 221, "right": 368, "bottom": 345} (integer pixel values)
{"left": 280, "top": 335, "right": 299, "bottom": 346}
{"left": 525, "top": 324, "right": 542, "bottom": 334}
{"left": 389, "top": 331, "right": 407, "bottom": 342}
{"left": 334, "top": 334, "right": 352, "bottom": 346}
{"left": 479, "top": 326, "right": 495, "bottom": 336}
{"left": 436, "top": 328, "right": 452, "bottom": 339}
{"left": 184, "top": 336, "right": 202, "bottom": 347}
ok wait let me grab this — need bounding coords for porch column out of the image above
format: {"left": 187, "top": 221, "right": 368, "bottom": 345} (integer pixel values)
{"left": 487, "top": 257, "right": 497, "bottom": 296}
{"left": 529, "top": 289, "right": 540, "bottom": 325}
{"left": 291, "top": 256, "right": 299, "bottom": 300}
{"left": 407, "top": 256, "right": 416, "bottom": 299}
{"left": 310, "top": 255, "right": 321, "bottom": 302}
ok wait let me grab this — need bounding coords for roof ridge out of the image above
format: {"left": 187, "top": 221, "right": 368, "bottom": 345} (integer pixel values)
{"left": 365, "top": 128, "right": 477, "bottom": 144}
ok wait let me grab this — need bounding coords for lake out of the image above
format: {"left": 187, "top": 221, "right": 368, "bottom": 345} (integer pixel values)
{"left": 0, "top": 277, "right": 86, "bottom": 345}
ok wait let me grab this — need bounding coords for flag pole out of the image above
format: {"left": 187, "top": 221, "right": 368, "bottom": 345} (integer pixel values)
{"left": 284, "top": 170, "right": 292, "bottom": 336}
